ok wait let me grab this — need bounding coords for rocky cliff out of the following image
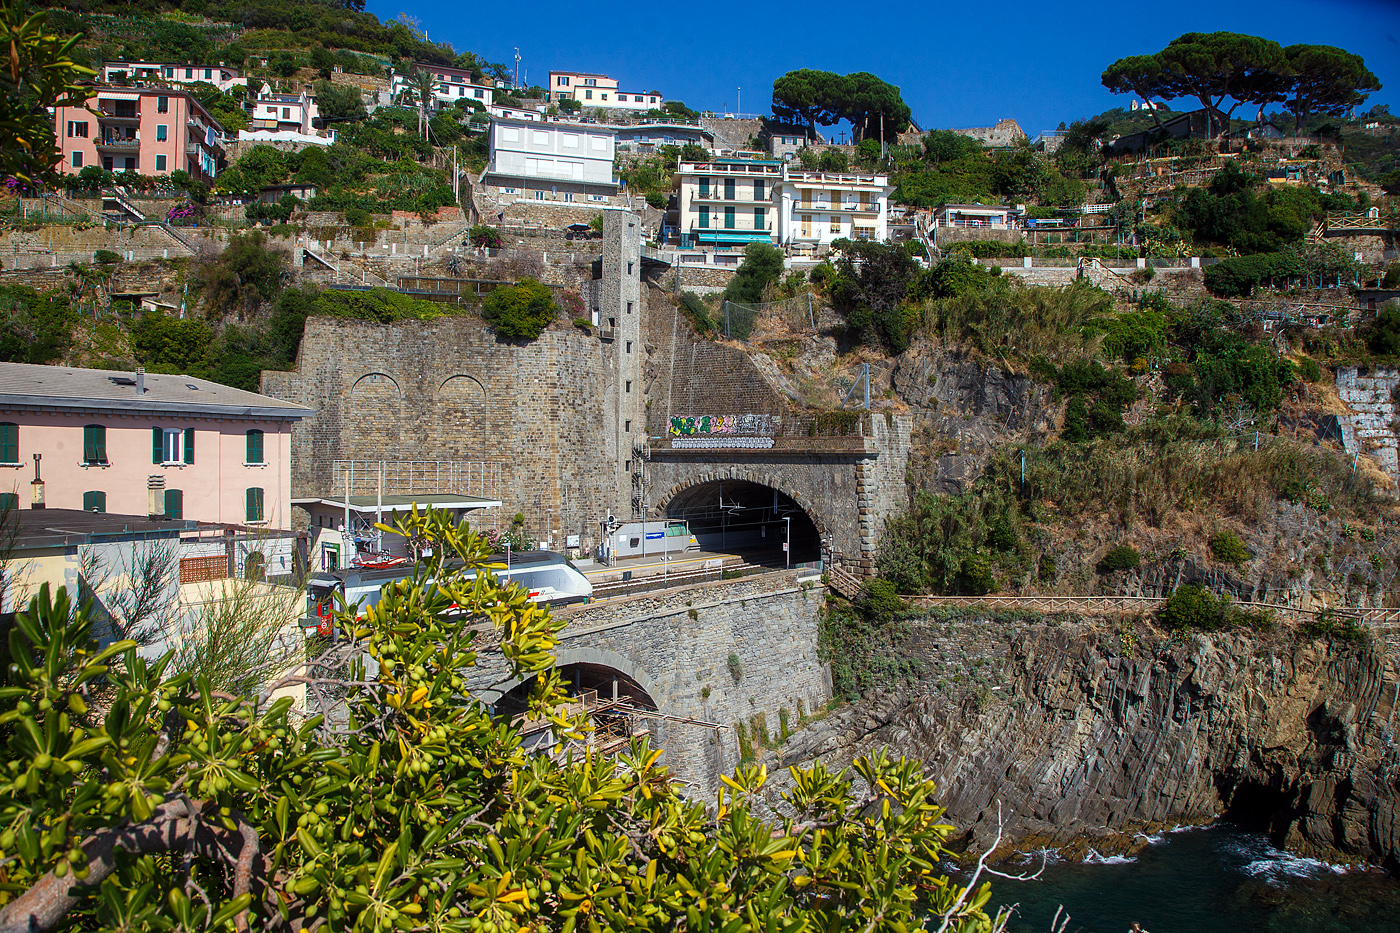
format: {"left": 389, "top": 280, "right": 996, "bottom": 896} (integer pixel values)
{"left": 777, "top": 618, "right": 1400, "bottom": 869}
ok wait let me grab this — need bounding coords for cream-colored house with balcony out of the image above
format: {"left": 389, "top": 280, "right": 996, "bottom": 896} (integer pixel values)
{"left": 675, "top": 154, "right": 782, "bottom": 249}
{"left": 774, "top": 169, "right": 893, "bottom": 248}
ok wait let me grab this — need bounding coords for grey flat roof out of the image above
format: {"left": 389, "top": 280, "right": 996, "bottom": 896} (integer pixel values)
{"left": 10, "top": 508, "right": 196, "bottom": 550}
{"left": 0, "top": 363, "right": 312, "bottom": 420}
{"left": 293, "top": 494, "right": 502, "bottom": 513}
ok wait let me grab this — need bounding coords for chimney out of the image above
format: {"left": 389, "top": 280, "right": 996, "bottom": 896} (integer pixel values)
{"left": 30, "top": 453, "right": 44, "bottom": 510}
{"left": 136, "top": 365, "right": 145, "bottom": 394}
{"left": 148, "top": 474, "right": 165, "bottom": 520}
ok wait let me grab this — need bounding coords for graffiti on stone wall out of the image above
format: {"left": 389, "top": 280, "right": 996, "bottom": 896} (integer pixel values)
{"left": 670, "top": 414, "right": 778, "bottom": 437}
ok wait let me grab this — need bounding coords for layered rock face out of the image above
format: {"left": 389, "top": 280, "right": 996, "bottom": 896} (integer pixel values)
{"left": 781, "top": 621, "right": 1400, "bottom": 868}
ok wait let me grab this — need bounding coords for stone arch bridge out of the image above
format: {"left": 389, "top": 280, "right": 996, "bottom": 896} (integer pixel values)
{"left": 465, "top": 573, "right": 829, "bottom": 792}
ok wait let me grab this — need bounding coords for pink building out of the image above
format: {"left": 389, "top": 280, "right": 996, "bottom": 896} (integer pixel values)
{"left": 0, "top": 364, "right": 310, "bottom": 528}
{"left": 52, "top": 87, "right": 225, "bottom": 182}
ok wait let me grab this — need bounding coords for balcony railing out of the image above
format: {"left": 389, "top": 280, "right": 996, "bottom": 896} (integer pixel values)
{"left": 186, "top": 142, "right": 199, "bottom": 155}
{"left": 95, "top": 136, "right": 141, "bottom": 150}
{"left": 97, "top": 107, "right": 140, "bottom": 123}
{"left": 691, "top": 223, "right": 772, "bottom": 233}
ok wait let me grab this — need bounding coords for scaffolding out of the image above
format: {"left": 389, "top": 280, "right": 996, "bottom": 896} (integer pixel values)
{"left": 330, "top": 460, "right": 505, "bottom": 503}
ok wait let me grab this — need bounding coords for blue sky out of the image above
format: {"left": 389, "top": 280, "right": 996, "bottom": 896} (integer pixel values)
{"left": 374, "top": 0, "right": 1400, "bottom": 134}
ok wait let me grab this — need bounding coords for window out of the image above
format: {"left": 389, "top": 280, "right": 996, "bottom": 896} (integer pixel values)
{"left": 184, "top": 68, "right": 192, "bottom": 79}
{"left": 801, "top": 214, "right": 812, "bottom": 237}
{"left": 601, "top": 94, "right": 608, "bottom": 101}
{"left": 155, "top": 154, "right": 166, "bottom": 171}
{"left": 627, "top": 262, "right": 633, "bottom": 276}
{"left": 585, "top": 78, "right": 596, "bottom": 87}
{"left": 563, "top": 192, "right": 574, "bottom": 202}
{"left": 830, "top": 215, "right": 842, "bottom": 234}
{"left": 82, "top": 491, "right": 106, "bottom": 512}
{"left": 624, "top": 420, "right": 631, "bottom": 432}
{"left": 590, "top": 136, "right": 607, "bottom": 151}
{"left": 699, "top": 177, "right": 709, "bottom": 197}
{"left": 246, "top": 429, "right": 264, "bottom": 464}
{"left": 156, "top": 124, "right": 167, "bottom": 141}
{"left": 0, "top": 423, "right": 16, "bottom": 463}
{"left": 724, "top": 178, "right": 735, "bottom": 200}
{"left": 534, "top": 190, "right": 544, "bottom": 200}
{"left": 625, "top": 380, "right": 632, "bottom": 393}
{"left": 245, "top": 487, "right": 265, "bottom": 523}
{"left": 584, "top": 89, "right": 592, "bottom": 100}
{"left": 698, "top": 206, "right": 709, "bottom": 228}
{"left": 557, "top": 76, "right": 569, "bottom": 86}
{"left": 650, "top": 96, "right": 657, "bottom": 103}
{"left": 501, "top": 127, "right": 520, "bottom": 143}
{"left": 282, "top": 107, "right": 290, "bottom": 119}
{"left": 204, "top": 68, "right": 211, "bottom": 79}
{"left": 754, "top": 180, "right": 764, "bottom": 200}
{"left": 164, "top": 67, "right": 173, "bottom": 77}
{"left": 561, "top": 133, "right": 579, "bottom": 148}
{"left": 82, "top": 425, "right": 106, "bottom": 464}
{"left": 0, "top": 493, "right": 16, "bottom": 511}
{"left": 474, "top": 88, "right": 483, "bottom": 98}
{"left": 725, "top": 206, "right": 735, "bottom": 229}
{"left": 123, "top": 157, "right": 136, "bottom": 171}
{"left": 754, "top": 206, "right": 766, "bottom": 230}
{"left": 164, "top": 489, "right": 183, "bottom": 520}
{"left": 67, "top": 121, "right": 88, "bottom": 138}
{"left": 71, "top": 151, "right": 82, "bottom": 168}
{"left": 532, "top": 129, "right": 550, "bottom": 145}
{"left": 625, "top": 340, "right": 632, "bottom": 353}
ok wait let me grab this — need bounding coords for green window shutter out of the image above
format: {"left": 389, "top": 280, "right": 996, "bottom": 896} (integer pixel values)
{"left": 246, "top": 487, "right": 264, "bottom": 522}
{"left": 0, "top": 423, "right": 17, "bottom": 463}
{"left": 84, "top": 425, "right": 105, "bottom": 464}
{"left": 153, "top": 427, "right": 163, "bottom": 463}
{"left": 699, "top": 206, "right": 708, "bottom": 228}
{"left": 754, "top": 207, "right": 765, "bottom": 231}
{"left": 247, "top": 430, "right": 263, "bottom": 464}
{"left": 183, "top": 427, "right": 195, "bottom": 464}
{"left": 725, "top": 207, "right": 735, "bottom": 229}
{"left": 0, "top": 492, "right": 17, "bottom": 511}
{"left": 724, "top": 178, "right": 734, "bottom": 200}
{"left": 82, "top": 491, "right": 106, "bottom": 512}
{"left": 164, "top": 489, "right": 183, "bottom": 520}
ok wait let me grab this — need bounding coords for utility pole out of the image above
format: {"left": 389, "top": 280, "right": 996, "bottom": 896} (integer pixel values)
{"left": 513, "top": 48, "right": 520, "bottom": 89}
{"left": 737, "top": 86, "right": 741, "bottom": 116}
{"left": 783, "top": 515, "right": 791, "bottom": 570}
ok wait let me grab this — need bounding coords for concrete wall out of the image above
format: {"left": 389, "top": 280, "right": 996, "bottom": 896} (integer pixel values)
{"left": 1335, "top": 365, "right": 1400, "bottom": 488}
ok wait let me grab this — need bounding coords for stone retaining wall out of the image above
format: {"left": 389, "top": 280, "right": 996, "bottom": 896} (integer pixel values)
{"left": 555, "top": 573, "right": 830, "bottom": 791}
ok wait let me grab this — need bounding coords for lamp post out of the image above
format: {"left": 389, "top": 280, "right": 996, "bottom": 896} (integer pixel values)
{"left": 783, "top": 515, "right": 791, "bottom": 571}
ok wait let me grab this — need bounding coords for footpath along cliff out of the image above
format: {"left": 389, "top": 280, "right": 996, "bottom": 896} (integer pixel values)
{"left": 775, "top": 617, "right": 1400, "bottom": 869}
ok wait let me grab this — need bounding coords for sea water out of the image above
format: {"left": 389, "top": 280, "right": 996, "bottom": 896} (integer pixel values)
{"left": 978, "top": 824, "right": 1400, "bottom": 933}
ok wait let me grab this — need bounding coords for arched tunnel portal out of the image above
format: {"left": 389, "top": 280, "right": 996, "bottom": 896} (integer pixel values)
{"left": 659, "top": 480, "right": 824, "bottom": 564}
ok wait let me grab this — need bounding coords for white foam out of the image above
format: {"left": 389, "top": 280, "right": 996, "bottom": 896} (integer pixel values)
{"left": 1231, "top": 839, "right": 1349, "bottom": 884}
{"left": 1083, "top": 848, "right": 1137, "bottom": 865}
{"left": 1134, "top": 832, "right": 1166, "bottom": 846}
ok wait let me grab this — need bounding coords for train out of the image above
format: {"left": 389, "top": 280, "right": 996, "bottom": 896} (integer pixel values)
{"left": 605, "top": 521, "right": 699, "bottom": 560}
{"left": 304, "top": 550, "right": 593, "bottom": 633}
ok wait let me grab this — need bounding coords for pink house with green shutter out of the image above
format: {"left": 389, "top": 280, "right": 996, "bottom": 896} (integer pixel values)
{"left": 0, "top": 363, "right": 310, "bottom": 527}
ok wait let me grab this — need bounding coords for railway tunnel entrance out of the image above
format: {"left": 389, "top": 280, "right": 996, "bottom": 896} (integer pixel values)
{"left": 661, "top": 480, "right": 823, "bottom": 565}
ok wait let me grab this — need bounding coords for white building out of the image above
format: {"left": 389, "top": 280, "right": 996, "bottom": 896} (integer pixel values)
{"left": 774, "top": 168, "right": 892, "bottom": 248}
{"left": 479, "top": 116, "right": 620, "bottom": 204}
{"left": 489, "top": 105, "right": 541, "bottom": 122}
{"left": 391, "top": 63, "right": 494, "bottom": 111}
{"left": 100, "top": 61, "right": 246, "bottom": 94}
{"left": 930, "top": 203, "right": 1013, "bottom": 229}
{"left": 674, "top": 154, "right": 781, "bottom": 249}
{"left": 248, "top": 91, "right": 319, "bottom": 137}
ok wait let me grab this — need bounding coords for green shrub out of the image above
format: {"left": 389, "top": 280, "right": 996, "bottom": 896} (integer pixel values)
{"left": 955, "top": 554, "right": 997, "bottom": 596}
{"left": 1160, "top": 584, "right": 1224, "bottom": 631}
{"left": 727, "top": 652, "right": 743, "bottom": 682}
{"left": 481, "top": 279, "right": 557, "bottom": 340}
{"left": 93, "top": 249, "right": 121, "bottom": 265}
{"left": 344, "top": 206, "right": 372, "bottom": 227}
{"left": 1097, "top": 545, "right": 1141, "bottom": 574}
{"left": 1303, "top": 609, "right": 1370, "bottom": 643}
{"left": 1037, "top": 554, "right": 1057, "bottom": 581}
{"left": 678, "top": 291, "right": 714, "bottom": 334}
{"left": 1203, "top": 252, "right": 1305, "bottom": 298}
{"left": 1210, "top": 531, "right": 1250, "bottom": 564}
{"left": 572, "top": 317, "right": 591, "bottom": 331}
{"left": 1297, "top": 357, "right": 1322, "bottom": 382}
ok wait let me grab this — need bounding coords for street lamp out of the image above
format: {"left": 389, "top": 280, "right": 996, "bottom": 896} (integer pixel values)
{"left": 783, "top": 515, "right": 791, "bottom": 571}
